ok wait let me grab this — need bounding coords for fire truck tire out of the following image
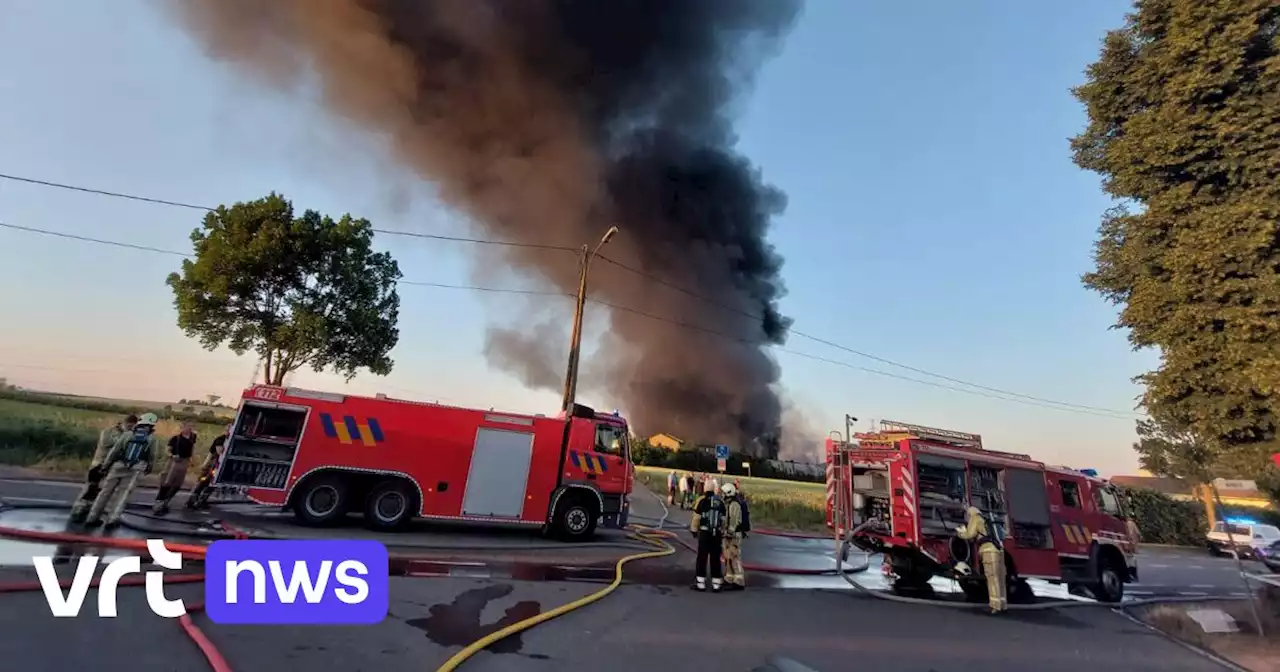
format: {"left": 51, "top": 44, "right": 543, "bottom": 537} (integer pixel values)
{"left": 364, "top": 479, "right": 419, "bottom": 531}
{"left": 1093, "top": 554, "right": 1126, "bottom": 603}
{"left": 293, "top": 473, "right": 350, "bottom": 527}
{"left": 552, "top": 494, "right": 598, "bottom": 541}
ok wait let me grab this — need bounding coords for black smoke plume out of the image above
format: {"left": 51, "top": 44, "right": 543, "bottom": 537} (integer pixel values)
{"left": 166, "top": 0, "right": 802, "bottom": 456}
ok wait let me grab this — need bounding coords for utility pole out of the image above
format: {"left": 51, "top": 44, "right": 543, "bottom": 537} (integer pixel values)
{"left": 560, "top": 225, "right": 619, "bottom": 412}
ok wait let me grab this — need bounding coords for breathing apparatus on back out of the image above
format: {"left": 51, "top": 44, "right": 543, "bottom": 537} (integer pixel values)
{"left": 117, "top": 413, "right": 158, "bottom": 467}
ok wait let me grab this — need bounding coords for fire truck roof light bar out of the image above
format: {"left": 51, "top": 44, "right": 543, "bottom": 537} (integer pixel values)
{"left": 877, "top": 420, "right": 983, "bottom": 447}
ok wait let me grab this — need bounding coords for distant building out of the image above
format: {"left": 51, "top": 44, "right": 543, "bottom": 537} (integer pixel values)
{"left": 1110, "top": 475, "right": 1273, "bottom": 509}
{"left": 648, "top": 433, "right": 685, "bottom": 451}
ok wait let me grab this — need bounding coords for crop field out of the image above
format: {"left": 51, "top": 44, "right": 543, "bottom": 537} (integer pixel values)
{"left": 635, "top": 465, "right": 827, "bottom": 533}
{"left": 0, "top": 397, "right": 226, "bottom": 474}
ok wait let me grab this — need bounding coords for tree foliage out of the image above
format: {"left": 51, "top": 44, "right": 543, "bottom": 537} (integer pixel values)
{"left": 1072, "top": 0, "right": 1280, "bottom": 486}
{"left": 167, "top": 194, "right": 402, "bottom": 385}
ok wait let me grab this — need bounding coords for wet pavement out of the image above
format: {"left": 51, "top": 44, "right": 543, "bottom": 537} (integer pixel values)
{"left": 0, "top": 478, "right": 1238, "bottom": 671}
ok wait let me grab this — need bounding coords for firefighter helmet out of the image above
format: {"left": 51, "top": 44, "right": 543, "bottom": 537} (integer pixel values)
{"left": 138, "top": 413, "right": 159, "bottom": 426}
{"left": 721, "top": 483, "right": 737, "bottom": 497}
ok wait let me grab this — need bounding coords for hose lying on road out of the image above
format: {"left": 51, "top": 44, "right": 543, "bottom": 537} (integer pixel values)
{"left": 634, "top": 495, "right": 872, "bottom": 576}
{"left": 0, "top": 498, "right": 658, "bottom": 552}
{"left": 0, "top": 537, "right": 230, "bottom": 672}
{"left": 832, "top": 530, "right": 1249, "bottom": 611}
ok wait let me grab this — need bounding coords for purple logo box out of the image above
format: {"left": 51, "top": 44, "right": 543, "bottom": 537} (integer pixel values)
{"left": 204, "top": 539, "right": 389, "bottom": 625}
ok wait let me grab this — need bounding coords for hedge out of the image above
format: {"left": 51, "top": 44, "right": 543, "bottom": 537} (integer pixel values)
{"left": 1119, "top": 486, "right": 1208, "bottom": 546}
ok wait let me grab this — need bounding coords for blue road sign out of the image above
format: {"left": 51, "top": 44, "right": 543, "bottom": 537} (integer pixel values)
{"left": 715, "top": 444, "right": 730, "bottom": 460}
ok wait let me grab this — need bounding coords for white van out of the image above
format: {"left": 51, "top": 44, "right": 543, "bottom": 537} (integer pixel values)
{"left": 1207, "top": 520, "right": 1280, "bottom": 559}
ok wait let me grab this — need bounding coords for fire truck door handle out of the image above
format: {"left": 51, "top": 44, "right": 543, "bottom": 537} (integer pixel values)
{"left": 586, "top": 474, "right": 597, "bottom": 480}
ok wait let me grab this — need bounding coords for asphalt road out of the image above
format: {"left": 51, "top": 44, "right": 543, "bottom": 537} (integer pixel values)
{"left": 0, "top": 474, "right": 1250, "bottom": 671}
{"left": 0, "top": 564, "right": 1229, "bottom": 672}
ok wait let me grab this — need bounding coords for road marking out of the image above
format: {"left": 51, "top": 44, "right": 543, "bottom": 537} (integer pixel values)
{"left": 0, "top": 496, "right": 69, "bottom": 505}
{"left": 1177, "top": 591, "right": 1209, "bottom": 596}
{"left": 1190, "top": 584, "right": 1216, "bottom": 589}
{"left": 1146, "top": 564, "right": 1170, "bottom": 569}
{"left": 1230, "top": 593, "right": 1247, "bottom": 597}
{"left": 1187, "top": 565, "right": 1205, "bottom": 569}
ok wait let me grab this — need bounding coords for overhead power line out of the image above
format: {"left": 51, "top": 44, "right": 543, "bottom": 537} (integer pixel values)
{"left": 0, "top": 218, "right": 1140, "bottom": 420}
{"left": 0, "top": 171, "right": 1145, "bottom": 420}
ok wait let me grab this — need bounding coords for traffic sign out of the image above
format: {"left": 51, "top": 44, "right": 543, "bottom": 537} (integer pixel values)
{"left": 717, "top": 458, "right": 727, "bottom": 473}
{"left": 715, "top": 444, "right": 730, "bottom": 460}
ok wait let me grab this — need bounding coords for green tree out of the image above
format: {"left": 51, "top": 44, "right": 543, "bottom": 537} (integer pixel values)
{"left": 1072, "top": 0, "right": 1280, "bottom": 489}
{"left": 167, "top": 193, "right": 402, "bottom": 385}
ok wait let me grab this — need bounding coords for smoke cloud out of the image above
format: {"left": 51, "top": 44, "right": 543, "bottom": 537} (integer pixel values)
{"left": 167, "top": 0, "right": 802, "bottom": 456}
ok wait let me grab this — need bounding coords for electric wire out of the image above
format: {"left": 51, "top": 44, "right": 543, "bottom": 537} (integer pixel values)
{"left": 0, "top": 172, "right": 1144, "bottom": 419}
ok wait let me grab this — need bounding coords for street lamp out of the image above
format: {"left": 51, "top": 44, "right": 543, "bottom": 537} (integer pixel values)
{"left": 560, "top": 225, "right": 619, "bottom": 412}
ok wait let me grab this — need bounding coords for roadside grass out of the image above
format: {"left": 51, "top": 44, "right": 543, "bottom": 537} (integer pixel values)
{"left": 635, "top": 465, "right": 828, "bottom": 533}
{"left": 1136, "top": 586, "right": 1280, "bottom": 670}
{"left": 0, "top": 398, "right": 225, "bottom": 477}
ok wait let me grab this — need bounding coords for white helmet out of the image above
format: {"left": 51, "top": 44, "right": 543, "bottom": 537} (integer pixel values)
{"left": 721, "top": 483, "right": 737, "bottom": 497}
{"left": 138, "top": 413, "right": 159, "bottom": 426}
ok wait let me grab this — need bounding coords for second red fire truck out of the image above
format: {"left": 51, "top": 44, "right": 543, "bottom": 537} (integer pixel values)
{"left": 213, "top": 385, "right": 634, "bottom": 540}
{"left": 827, "top": 420, "right": 1138, "bottom": 602}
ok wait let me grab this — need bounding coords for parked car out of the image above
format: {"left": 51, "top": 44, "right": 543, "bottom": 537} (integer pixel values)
{"left": 1207, "top": 520, "right": 1280, "bottom": 560}
{"left": 1257, "top": 539, "right": 1280, "bottom": 573}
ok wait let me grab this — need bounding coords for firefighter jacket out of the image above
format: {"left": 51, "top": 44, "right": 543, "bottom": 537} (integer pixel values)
{"left": 102, "top": 428, "right": 160, "bottom": 473}
{"left": 956, "top": 507, "right": 999, "bottom": 551}
{"left": 690, "top": 493, "right": 727, "bottom": 536}
{"left": 90, "top": 424, "right": 128, "bottom": 469}
{"left": 726, "top": 497, "right": 744, "bottom": 538}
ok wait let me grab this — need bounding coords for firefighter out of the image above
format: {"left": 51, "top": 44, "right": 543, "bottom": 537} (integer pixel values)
{"left": 955, "top": 505, "right": 1006, "bottom": 613}
{"left": 85, "top": 413, "right": 160, "bottom": 529}
{"left": 69, "top": 414, "right": 137, "bottom": 523}
{"left": 153, "top": 421, "right": 197, "bottom": 515}
{"left": 689, "top": 482, "right": 727, "bottom": 592}
{"left": 721, "top": 482, "right": 746, "bottom": 590}
{"left": 187, "top": 423, "right": 231, "bottom": 510}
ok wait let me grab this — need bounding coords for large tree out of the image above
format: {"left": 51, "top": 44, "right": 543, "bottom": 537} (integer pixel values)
{"left": 1072, "top": 0, "right": 1280, "bottom": 492}
{"left": 168, "top": 193, "right": 402, "bottom": 385}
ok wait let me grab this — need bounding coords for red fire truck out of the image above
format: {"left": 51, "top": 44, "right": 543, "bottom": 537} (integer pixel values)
{"left": 212, "top": 385, "right": 634, "bottom": 540}
{"left": 827, "top": 420, "right": 1138, "bottom": 602}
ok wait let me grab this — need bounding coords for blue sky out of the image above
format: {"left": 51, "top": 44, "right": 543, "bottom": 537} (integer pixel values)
{"left": 0, "top": 1, "right": 1155, "bottom": 474}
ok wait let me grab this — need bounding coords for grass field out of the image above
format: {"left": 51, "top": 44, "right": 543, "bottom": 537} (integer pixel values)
{"left": 0, "top": 397, "right": 226, "bottom": 475}
{"left": 635, "top": 465, "right": 827, "bottom": 533}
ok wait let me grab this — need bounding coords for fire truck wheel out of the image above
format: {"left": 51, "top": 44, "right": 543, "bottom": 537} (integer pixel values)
{"left": 293, "top": 474, "right": 350, "bottom": 527}
{"left": 1093, "top": 555, "right": 1125, "bottom": 603}
{"left": 552, "top": 494, "right": 598, "bottom": 541}
{"left": 364, "top": 479, "right": 418, "bottom": 531}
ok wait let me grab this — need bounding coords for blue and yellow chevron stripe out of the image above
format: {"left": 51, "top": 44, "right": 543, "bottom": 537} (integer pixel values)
{"left": 570, "top": 451, "right": 609, "bottom": 476}
{"left": 319, "top": 413, "right": 384, "bottom": 447}
{"left": 1061, "top": 522, "right": 1092, "bottom": 545}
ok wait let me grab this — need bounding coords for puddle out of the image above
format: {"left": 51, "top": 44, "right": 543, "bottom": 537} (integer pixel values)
{"left": 405, "top": 584, "right": 545, "bottom": 658}
{"left": 0, "top": 508, "right": 153, "bottom": 567}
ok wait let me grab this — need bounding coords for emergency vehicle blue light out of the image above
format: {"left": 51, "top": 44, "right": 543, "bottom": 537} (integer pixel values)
{"left": 1225, "top": 516, "right": 1259, "bottom": 526}
{"left": 1079, "top": 468, "right": 1099, "bottom": 477}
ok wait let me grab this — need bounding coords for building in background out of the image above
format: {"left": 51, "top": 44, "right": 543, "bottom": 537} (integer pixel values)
{"left": 648, "top": 433, "right": 685, "bottom": 451}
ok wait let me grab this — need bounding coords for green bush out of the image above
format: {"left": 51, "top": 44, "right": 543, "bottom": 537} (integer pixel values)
{"left": 1119, "top": 486, "right": 1209, "bottom": 546}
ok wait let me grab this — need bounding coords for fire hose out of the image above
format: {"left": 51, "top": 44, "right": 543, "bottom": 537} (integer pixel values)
{"left": 832, "top": 522, "right": 1250, "bottom": 611}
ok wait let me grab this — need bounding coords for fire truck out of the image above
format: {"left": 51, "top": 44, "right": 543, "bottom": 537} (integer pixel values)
{"left": 212, "top": 385, "right": 634, "bottom": 540}
{"left": 827, "top": 420, "right": 1138, "bottom": 602}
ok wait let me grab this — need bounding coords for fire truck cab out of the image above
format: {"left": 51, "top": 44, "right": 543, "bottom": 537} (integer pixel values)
{"left": 214, "top": 385, "right": 634, "bottom": 541}
{"left": 827, "top": 420, "right": 1138, "bottom": 603}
